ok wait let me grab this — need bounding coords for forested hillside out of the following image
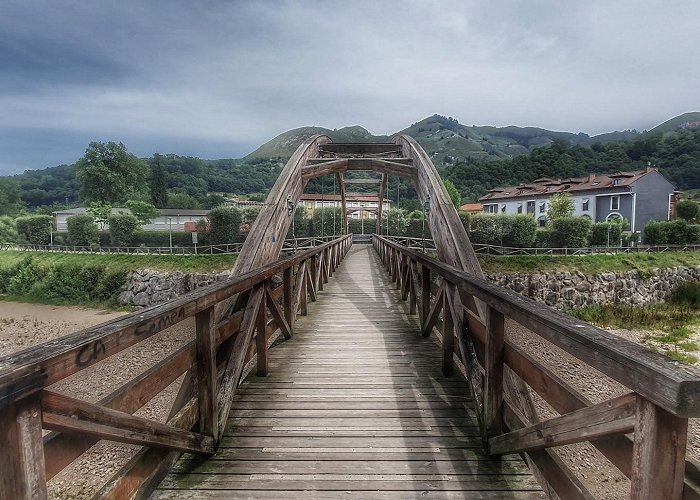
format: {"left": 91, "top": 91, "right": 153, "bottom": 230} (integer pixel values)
{"left": 2, "top": 112, "right": 699, "bottom": 211}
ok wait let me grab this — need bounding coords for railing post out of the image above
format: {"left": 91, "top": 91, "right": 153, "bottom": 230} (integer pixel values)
{"left": 484, "top": 305, "right": 505, "bottom": 443}
{"left": 300, "top": 262, "right": 308, "bottom": 316}
{"left": 0, "top": 396, "right": 48, "bottom": 500}
{"left": 421, "top": 264, "right": 431, "bottom": 329}
{"left": 195, "top": 305, "right": 218, "bottom": 440}
{"left": 283, "top": 267, "right": 293, "bottom": 330}
{"left": 256, "top": 287, "right": 269, "bottom": 377}
{"left": 441, "top": 286, "right": 454, "bottom": 376}
{"left": 631, "top": 396, "right": 687, "bottom": 499}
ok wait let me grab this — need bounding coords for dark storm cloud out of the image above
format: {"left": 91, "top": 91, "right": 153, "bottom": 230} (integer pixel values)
{"left": 0, "top": 0, "right": 698, "bottom": 173}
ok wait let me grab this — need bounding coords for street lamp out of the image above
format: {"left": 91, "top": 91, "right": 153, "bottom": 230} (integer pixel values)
{"left": 168, "top": 217, "right": 173, "bottom": 252}
{"left": 286, "top": 195, "right": 295, "bottom": 216}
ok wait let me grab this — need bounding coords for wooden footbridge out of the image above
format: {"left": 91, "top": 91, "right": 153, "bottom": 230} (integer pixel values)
{"left": 1, "top": 137, "right": 700, "bottom": 499}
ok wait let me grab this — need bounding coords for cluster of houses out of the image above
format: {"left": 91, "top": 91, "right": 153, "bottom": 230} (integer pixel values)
{"left": 53, "top": 168, "right": 678, "bottom": 240}
{"left": 469, "top": 167, "right": 678, "bottom": 234}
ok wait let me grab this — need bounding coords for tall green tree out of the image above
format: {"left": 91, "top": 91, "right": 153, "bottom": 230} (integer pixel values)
{"left": 546, "top": 193, "right": 574, "bottom": 225}
{"left": 0, "top": 179, "right": 22, "bottom": 215}
{"left": 150, "top": 154, "right": 168, "bottom": 207}
{"left": 87, "top": 201, "right": 112, "bottom": 230}
{"left": 444, "top": 180, "right": 461, "bottom": 209}
{"left": 75, "top": 142, "right": 148, "bottom": 204}
{"left": 125, "top": 200, "right": 159, "bottom": 225}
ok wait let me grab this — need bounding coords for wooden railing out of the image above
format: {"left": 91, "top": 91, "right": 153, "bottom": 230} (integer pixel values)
{"left": 0, "top": 234, "right": 352, "bottom": 500}
{"left": 373, "top": 234, "right": 700, "bottom": 500}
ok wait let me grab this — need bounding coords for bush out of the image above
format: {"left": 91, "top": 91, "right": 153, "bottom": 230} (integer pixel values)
{"left": 676, "top": 200, "right": 700, "bottom": 222}
{"left": 469, "top": 214, "right": 500, "bottom": 245}
{"left": 95, "top": 269, "right": 128, "bottom": 301}
{"left": 108, "top": 214, "right": 140, "bottom": 246}
{"left": 287, "top": 207, "right": 311, "bottom": 238}
{"left": 643, "top": 221, "right": 668, "bottom": 245}
{"left": 458, "top": 211, "right": 470, "bottom": 232}
{"left": 6, "top": 257, "right": 43, "bottom": 295}
{"left": 310, "top": 207, "right": 344, "bottom": 237}
{"left": 67, "top": 215, "right": 99, "bottom": 246}
{"left": 0, "top": 216, "right": 19, "bottom": 243}
{"left": 669, "top": 280, "right": 700, "bottom": 307}
{"left": 348, "top": 219, "right": 373, "bottom": 235}
{"left": 405, "top": 219, "right": 431, "bottom": 238}
{"left": 550, "top": 217, "right": 591, "bottom": 247}
{"left": 534, "top": 230, "right": 555, "bottom": 248}
{"left": 240, "top": 207, "right": 262, "bottom": 233}
{"left": 381, "top": 208, "right": 409, "bottom": 236}
{"left": 503, "top": 215, "right": 536, "bottom": 247}
{"left": 15, "top": 215, "right": 52, "bottom": 244}
{"left": 209, "top": 207, "right": 242, "bottom": 244}
{"left": 589, "top": 222, "right": 624, "bottom": 246}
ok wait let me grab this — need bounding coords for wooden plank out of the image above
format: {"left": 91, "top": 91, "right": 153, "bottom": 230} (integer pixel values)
{"left": 377, "top": 173, "right": 388, "bottom": 235}
{"left": 256, "top": 289, "right": 269, "bottom": 377}
{"left": 631, "top": 396, "right": 688, "bottom": 499}
{"left": 196, "top": 306, "right": 217, "bottom": 438}
{"left": 442, "top": 289, "right": 455, "bottom": 377}
{"left": 318, "top": 143, "right": 401, "bottom": 154}
{"left": 0, "top": 396, "right": 47, "bottom": 500}
{"left": 489, "top": 393, "right": 636, "bottom": 456}
{"left": 283, "top": 267, "right": 293, "bottom": 330}
{"left": 484, "top": 306, "right": 505, "bottom": 440}
{"left": 421, "top": 282, "right": 445, "bottom": 337}
{"left": 336, "top": 172, "right": 347, "bottom": 234}
{"left": 266, "top": 285, "right": 292, "bottom": 340}
{"left": 43, "top": 341, "right": 195, "bottom": 480}
{"left": 40, "top": 390, "right": 214, "bottom": 455}
{"left": 421, "top": 264, "right": 431, "bottom": 327}
{"left": 293, "top": 261, "right": 306, "bottom": 316}
{"left": 216, "top": 285, "right": 263, "bottom": 439}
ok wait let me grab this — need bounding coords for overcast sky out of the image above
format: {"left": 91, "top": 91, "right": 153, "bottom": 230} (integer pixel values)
{"left": 1, "top": 0, "right": 698, "bottom": 174}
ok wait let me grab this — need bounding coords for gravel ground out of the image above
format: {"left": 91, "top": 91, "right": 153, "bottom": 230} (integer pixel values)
{"left": 0, "top": 301, "right": 194, "bottom": 500}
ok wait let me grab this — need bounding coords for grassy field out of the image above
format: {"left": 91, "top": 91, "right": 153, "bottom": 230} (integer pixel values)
{"left": 478, "top": 251, "right": 700, "bottom": 275}
{"left": 0, "top": 251, "right": 238, "bottom": 273}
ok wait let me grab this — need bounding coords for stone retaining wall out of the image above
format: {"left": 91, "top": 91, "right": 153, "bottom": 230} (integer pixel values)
{"left": 119, "top": 266, "right": 700, "bottom": 310}
{"left": 118, "top": 269, "right": 233, "bottom": 307}
{"left": 487, "top": 266, "right": 700, "bottom": 310}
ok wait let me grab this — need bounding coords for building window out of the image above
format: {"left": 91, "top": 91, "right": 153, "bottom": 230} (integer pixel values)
{"left": 484, "top": 204, "right": 498, "bottom": 213}
{"left": 582, "top": 199, "right": 589, "bottom": 211}
{"left": 537, "top": 216, "right": 546, "bottom": 227}
{"left": 613, "top": 179, "right": 620, "bottom": 186}
{"left": 501, "top": 205, "right": 506, "bottom": 213}
{"left": 526, "top": 201, "right": 535, "bottom": 215}
{"left": 610, "top": 196, "right": 620, "bottom": 211}
{"left": 539, "top": 202, "right": 546, "bottom": 213}
{"left": 351, "top": 212, "right": 360, "bottom": 219}
{"left": 517, "top": 204, "right": 523, "bottom": 214}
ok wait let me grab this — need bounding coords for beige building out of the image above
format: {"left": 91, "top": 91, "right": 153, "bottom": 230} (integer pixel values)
{"left": 298, "top": 193, "right": 391, "bottom": 220}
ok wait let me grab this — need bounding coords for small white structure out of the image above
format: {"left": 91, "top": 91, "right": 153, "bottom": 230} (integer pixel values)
{"left": 53, "top": 207, "right": 210, "bottom": 232}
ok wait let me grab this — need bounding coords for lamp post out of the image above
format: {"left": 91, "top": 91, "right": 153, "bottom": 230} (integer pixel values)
{"left": 168, "top": 217, "right": 173, "bottom": 252}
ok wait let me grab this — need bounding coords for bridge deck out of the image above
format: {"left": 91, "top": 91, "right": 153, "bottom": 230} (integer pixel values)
{"left": 153, "top": 245, "right": 543, "bottom": 499}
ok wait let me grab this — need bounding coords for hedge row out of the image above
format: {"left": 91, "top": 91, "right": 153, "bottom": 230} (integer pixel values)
{"left": 0, "top": 256, "right": 126, "bottom": 305}
{"left": 643, "top": 220, "right": 700, "bottom": 245}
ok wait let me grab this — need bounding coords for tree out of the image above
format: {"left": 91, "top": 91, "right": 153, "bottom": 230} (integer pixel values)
{"left": 15, "top": 215, "right": 52, "bottom": 244}
{"left": 75, "top": 141, "right": 148, "bottom": 203}
{"left": 382, "top": 208, "right": 409, "bottom": 236}
{"left": 108, "top": 214, "right": 140, "bottom": 246}
{"left": 208, "top": 207, "right": 241, "bottom": 244}
{"left": 166, "top": 192, "right": 201, "bottom": 209}
{"left": 546, "top": 193, "right": 574, "bottom": 225}
{"left": 444, "top": 180, "right": 461, "bottom": 209}
{"left": 0, "top": 216, "right": 19, "bottom": 243}
{"left": 66, "top": 215, "right": 99, "bottom": 246}
{"left": 87, "top": 201, "right": 112, "bottom": 230}
{"left": 550, "top": 217, "right": 591, "bottom": 247}
{"left": 150, "top": 154, "right": 168, "bottom": 207}
{"left": 125, "top": 200, "right": 159, "bottom": 225}
{"left": 676, "top": 200, "right": 700, "bottom": 222}
{"left": 0, "top": 179, "right": 22, "bottom": 215}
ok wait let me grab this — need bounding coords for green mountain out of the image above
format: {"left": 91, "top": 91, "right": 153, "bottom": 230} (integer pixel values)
{"left": 247, "top": 114, "right": 638, "bottom": 167}
{"left": 245, "top": 126, "right": 388, "bottom": 160}
{"left": 650, "top": 112, "right": 700, "bottom": 134}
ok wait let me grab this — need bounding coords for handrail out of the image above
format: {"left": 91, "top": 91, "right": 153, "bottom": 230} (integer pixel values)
{"left": 373, "top": 233, "right": 700, "bottom": 499}
{"left": 0, "top": 234, "right": 352, "bottom": 499}
{"left": 374, "top": 234, "right": 700, "bottom": 417}
{"left": 0, "top": 236, "right": 341, "bottom": 256}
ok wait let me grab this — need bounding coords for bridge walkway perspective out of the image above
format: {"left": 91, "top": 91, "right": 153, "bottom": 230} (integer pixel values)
{"left": 152, "top": 245, "right": 544, "bottom": 498}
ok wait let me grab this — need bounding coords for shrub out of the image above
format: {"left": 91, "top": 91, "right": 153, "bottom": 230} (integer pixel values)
{"left": 381, "top": 208, "right": 409, "bottom": 236}
{"left": 405, "top": 219, "right": 431, "bottom": 238}
{"left": 676, "top": 200, "right": 700, "bottom": 222}
{"left": 15, "top": 215, "right": 52, "bottom": 244}
{"left": 0, "top": 216, "right": 19, "bottom": 243}
{"left": 310, "top": 207, "right": 344, "bottom": 237}
{"left": 550, "top": 217, "right": 591, "bottom": 247}
{"left": 208, "top": 207, "right": 241, "bottom": 244}
{"left": 66, "top": 215, "right": 99, "bottom": 246}
{"left": 108, "top": 214, "right": 140, "bottom": 246}
{"left": 240, "top": 207, "right": 262, "bottom": 233}
{"left": 458, "top": 211, "right": 470, "bottom": 232}
{"left": 95, "top": 269, "right": 128, "bottom": 301}
{"left": 534, "top": 230, "right": 555, "bottom": 248}
{"left": 469, "top": 214, "right": 500, "bottom": 245}
{"left": 7, "top": 257, "right": 43, "bottom": 295}
{"left": 643, "top": 221, "right": 668, "bottom": 245}
{"left": 503, "top": 215, "right": 536, "bottom": 247}
{"left": 669, "top": 280, "right": 700, "bottom": 307}
{"left": 287, "top": 207, "right": 310, "bottom": 238}
{"left": 589, "top": 222, "right": 624, "bottom": 246}
{"left": 348, "top": 219, "right": 372, "bottom": 235}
